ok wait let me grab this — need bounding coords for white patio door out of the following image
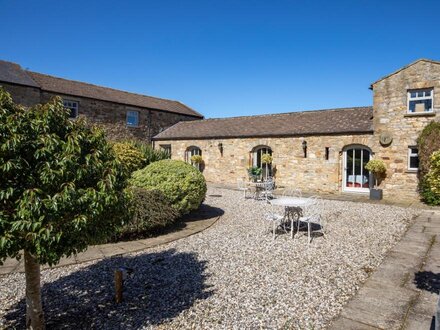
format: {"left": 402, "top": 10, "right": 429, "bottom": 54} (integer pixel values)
{"left": 343, "top": 147, "right": 371, "bottom": 193}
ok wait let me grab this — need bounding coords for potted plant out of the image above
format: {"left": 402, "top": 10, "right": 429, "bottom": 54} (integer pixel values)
{"left": 190, "top": 155, "right": 203, "bottom": 170}
{"left": 261, "top": 153, "right": 273, "bottom": 180}
{"left": 247, "top": 166, "right": 262, "bottom": 182}
{"left": 365, "top": 159, "right": 387, "bottom": 200}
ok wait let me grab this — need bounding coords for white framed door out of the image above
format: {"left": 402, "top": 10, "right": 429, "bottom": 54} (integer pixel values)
{"left": 343, "top": 146, "right": 371, "bottom": 193}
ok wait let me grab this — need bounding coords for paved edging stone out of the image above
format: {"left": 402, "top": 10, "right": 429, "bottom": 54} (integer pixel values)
{"left": 0, "top": 214, "right": 222, "bottom": 276}
{"left": 329, "top": 210, "right": 440, "bottom": 329}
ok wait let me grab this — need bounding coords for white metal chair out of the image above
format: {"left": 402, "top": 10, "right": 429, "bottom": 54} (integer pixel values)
{"left": 296, "top": 196, "right": 324, "bottom": 243}
{"left": 237, "top": 178, "right": 250, "bottom": 198}
{"left": 263, "top": 205, "right": 285, "bottom": 239}
{"left": 261, "top": 178, "right": 275, "bottom": 202}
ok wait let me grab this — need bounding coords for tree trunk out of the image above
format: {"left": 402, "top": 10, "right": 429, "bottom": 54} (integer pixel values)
{"left": 24, "top": 250, "right": 45, "bottom": 330}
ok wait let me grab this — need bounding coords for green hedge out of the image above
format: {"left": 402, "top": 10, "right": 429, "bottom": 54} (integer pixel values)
{"left": 116, "top": 188, "right": 178, "bottom": 238}
{"left": 418, "top": 121, "right": 440, "bottom": 205}
{"left": 421, "top": 151, "right": 440, "bottom": 205}
{"left": 130, "top": 159, "right": 206, "bottom": 215}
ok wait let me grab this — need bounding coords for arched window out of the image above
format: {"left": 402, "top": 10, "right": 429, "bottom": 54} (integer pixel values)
{"left": 342, "top": 145, "right": 372, "bottom": 192}
{"left": 185, "top": 146, "right": 202, "bottom": 170}
{"left": 251, "top": 145, "right": 273, "bottom": 179}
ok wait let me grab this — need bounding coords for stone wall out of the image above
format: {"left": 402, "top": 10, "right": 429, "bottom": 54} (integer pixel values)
{"left": 40, "top": 91, "right": 198, "bottom": 142}
{"left": 157, "top": 134, "right": 374, "bottom": 194}
{"left": 0, "top": 82, "right": 199, "bottom": 143}
{"left": 0, "top": 82, "right": 41, "bottom": 107}
{"left": 372, "top": 60, "right": 440, "bottom": 200}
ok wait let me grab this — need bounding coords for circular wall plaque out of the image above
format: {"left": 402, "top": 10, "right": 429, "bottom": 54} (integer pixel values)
{"left": 379, "top": 132, "right": 393, "bottom": 146}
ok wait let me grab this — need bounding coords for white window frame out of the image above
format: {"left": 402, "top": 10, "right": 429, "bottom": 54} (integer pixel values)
{"left": 407, "top": 88, "right": 434, "bottom": 113}
{"left": 126, "top": 110, "right": 140, "bottom": 127}
{"left": 63, "top": 99, "right": 79, "bottom": 119}
{"left": 408, "top": 146, "right": 419, "bottom": 171}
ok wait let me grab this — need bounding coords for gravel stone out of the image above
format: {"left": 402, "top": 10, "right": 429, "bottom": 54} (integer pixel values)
{"left": 0, "top": 187, "right": 419, "bottom": 329}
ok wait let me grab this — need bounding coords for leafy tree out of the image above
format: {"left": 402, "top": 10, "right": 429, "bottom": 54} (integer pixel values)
{"left": 0, "top": 89, "right": 128, "bottom": 329}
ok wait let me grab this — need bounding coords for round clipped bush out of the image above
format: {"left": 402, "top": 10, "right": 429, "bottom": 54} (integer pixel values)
{"left": 130, "top": 159, "right": 207, "bottom": 215}
{"left": 112, "top": 142, "right": 146, "bottom": 174}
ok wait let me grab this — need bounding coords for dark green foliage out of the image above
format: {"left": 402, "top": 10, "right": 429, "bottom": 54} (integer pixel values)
{"left": 130, "top": 159, "right": 206, "bottom": 215}
{"left": 117, "top": 188, "right": 178, "bottom": 238}
{"left": 420, "top": 151, "right": 440, "bottom": 205}
{"left": 0, "top": 89, "right": 128, "bottom": 266}
{"left": 417, "top": 121, "right": 440, "bottom": 204}
{"left": 112, "top": 140, "right": 170, "bottom": 176}
{"left": 112, "top": 142, "right": 146, "bottom": 175}
{"left": 417, "top": 121, "right": 440, "bottom": 177}
{"left": 133, "top": 141, "right": 170, "bottom": 165}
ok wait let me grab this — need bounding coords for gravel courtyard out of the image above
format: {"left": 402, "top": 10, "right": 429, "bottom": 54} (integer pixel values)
{"left": 0, "top": 187, "right": 419, "bottom": 329}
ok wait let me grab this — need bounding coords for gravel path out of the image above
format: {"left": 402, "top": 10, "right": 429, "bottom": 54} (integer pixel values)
{"left": 0, "top": 187, "right": 419, "bottom": 329}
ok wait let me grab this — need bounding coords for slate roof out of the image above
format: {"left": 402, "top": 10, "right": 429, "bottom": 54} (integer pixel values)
{"left": 0, "top": 60, "right": 203, "bottom": 118}
{"left": 153, "top": 106, "right": 373, "bottom": 140}
{"left": 0, "top": 60, "right": 39, "bottom": 87}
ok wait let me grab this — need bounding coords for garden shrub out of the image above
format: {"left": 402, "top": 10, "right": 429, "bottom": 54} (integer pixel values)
{"left": 418, "top": 121, "right": 440, "bottom": 204}
{"left": 112, "top": 141, "right": 170, "bottom": 176}
{"left": 118, "top": 187, "right": 178, "bottom": 238}
{"left": 112, "top": 142, "right": 146, "bottom": 174}
{"left": 130, "top": 159, "right": 207, "bottom": 215}
{"left": 421, "top": 151, "right": 440, "bottom": 205}
{"left": 417, "top": 121, "right": 440, "bottom": 177}
{"left": 134, "top": 141, "right": 170, "bottom": 165}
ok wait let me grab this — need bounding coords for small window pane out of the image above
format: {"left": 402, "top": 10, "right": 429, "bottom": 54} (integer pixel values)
{"left": 410, "top": 148, "right": 418, "bottom": 154}
{"left": 409, "top": 157, "right": 419, "bottom": 169}
{"left": 126, "top": 111, "right": 139, "bottom": 126}
{"left": 410, "top": 91, "right": 417, "bottom": 98}
{"left": 425, "top": 90, "right": 431, "bottom": 97}
{"left": 417, "top": 91, "right": 424, "bottom": 97}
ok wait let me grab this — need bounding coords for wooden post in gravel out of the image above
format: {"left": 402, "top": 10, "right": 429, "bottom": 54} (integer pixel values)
{"left": 115, "top": 269, "right": 123, "bottom": 303}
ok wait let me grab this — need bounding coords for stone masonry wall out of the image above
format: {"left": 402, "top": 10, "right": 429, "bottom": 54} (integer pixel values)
{"left": 40, "top": 91, "right": 199, "bottom": 142}
{"left": 372, "top": 60, "right": 440, "bottom": 200}
{"left": 0, "top": 82, "right": 41, "bottom": 107}
{"left": 157, "top": 134, "right": 374, "bottom": 194}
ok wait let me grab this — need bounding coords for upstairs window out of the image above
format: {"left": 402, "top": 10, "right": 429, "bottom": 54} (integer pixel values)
{"left": 126, "top": 110, "right": 139, "bottom": 127}
{"left": 408, "top": 147, "right": 419, "bottom": 171}
{"left": 408, "top": 89, "right": 433, "bottom": 113}
{"left": 63, "top": 100, "right": 79, "bottom": 118}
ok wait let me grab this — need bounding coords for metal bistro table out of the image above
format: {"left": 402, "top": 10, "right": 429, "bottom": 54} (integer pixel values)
{"left": 270, "top": 197, "right": 312, "bottom": 238}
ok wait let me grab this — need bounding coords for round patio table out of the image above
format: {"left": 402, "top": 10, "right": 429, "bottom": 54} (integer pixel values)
{"left": 270, "top": 197, "right": 313, "bottom": 237}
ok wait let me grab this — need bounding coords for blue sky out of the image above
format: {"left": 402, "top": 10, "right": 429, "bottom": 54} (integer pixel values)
{"left": 1, "top": 0, "right": 439, "bottom": 118}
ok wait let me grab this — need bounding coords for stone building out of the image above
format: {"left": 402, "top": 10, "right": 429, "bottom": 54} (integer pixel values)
{"left": 0, "top": 60, "right": 203, "bottom": 142}
{"left": 153, "top": 59, "right": 440, "bottom": 202}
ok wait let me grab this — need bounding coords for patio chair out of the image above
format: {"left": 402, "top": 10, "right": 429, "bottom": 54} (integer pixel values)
{"left": 263, "top": 205, "right": 285, "bottom": 239}
{"left": 261, "top": 178, "right": 275, "bottom": 202}
{"left": 237, "top": 178, "right": 250, "bottom": 198}
{"left": 296, "top": 196, "right": 324, "bottom": 243}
